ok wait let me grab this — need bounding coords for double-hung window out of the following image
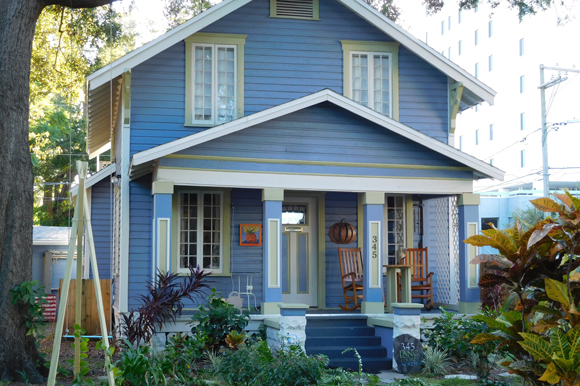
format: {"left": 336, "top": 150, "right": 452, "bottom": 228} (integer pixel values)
{"left": 341, "top": 41, "right": 400, "bottom": 120}
{"left": 178, "top": 191, "right": 224, "bottom": 273}
{"left": 192, "top": 45, "right": 236, "bottom": 124}
{"left": 351, "top": 51, "right": 392, "bottom": 116}
{"left": 185, "top": 33, "right": 247, "bottom": 126}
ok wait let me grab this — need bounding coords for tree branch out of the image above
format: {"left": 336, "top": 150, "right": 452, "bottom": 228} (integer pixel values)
{"left": 45, "top": 0, "right": 121, "bottom": 9}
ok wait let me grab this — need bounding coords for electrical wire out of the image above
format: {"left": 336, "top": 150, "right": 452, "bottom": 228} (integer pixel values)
{"left": 477, "top": 171, "right": 543, "bottom": 191}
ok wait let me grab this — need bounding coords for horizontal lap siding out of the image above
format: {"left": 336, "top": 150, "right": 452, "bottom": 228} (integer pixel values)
{"left": 177, "top": 103, "right": 465, "bottom": 170}
{"left": 128, "top": 176, "right": 153, "bottom": 310}
{"left": 90, "top": 178, "right": 112, "bottom": 280}
{"left": 325, "top": 192, "right": 358, "bottom": 309}
{"left": 399, "top": 47, "right": 448, "bottom": 142}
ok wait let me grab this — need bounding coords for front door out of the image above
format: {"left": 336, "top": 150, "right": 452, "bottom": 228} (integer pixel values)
{"left": 281, "top": 197, "right": 318, "bottom": 306}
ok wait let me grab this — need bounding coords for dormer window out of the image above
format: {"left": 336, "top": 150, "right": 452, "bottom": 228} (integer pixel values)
{"left": 341, "top": 41, "right": 400, "bottom": 120}
{"left": 270, "top": 0, "right": 320, "bottom": 20}
{"left": 185, "top": 33, "right": 247, "bottom": 126}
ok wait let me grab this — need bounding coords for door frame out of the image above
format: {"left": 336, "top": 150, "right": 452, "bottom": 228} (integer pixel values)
{"left": 284, "top": 192, "right": 326, "bottom": 309}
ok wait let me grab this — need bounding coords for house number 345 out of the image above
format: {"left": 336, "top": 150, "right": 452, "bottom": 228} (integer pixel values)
{"left": 371, "top": 236, "right": 378, "bottom": 259}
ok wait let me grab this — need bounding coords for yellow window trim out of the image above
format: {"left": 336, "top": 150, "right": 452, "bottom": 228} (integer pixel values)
{"left": 341, "top": 40, "right": 400, "bottom": 121}
{"left": 185, "top": 33, "right": 247, "bottom": 127}
{"left": 269, "top": 0, "right": 320, "bottom": 20}
{"left": 171, "top": 187, "right": 232, "bottom": 276}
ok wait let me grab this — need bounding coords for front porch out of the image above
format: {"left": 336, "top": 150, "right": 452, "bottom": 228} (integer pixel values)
{"left": 147, "top": 180, "right": 482, "bottom": 316}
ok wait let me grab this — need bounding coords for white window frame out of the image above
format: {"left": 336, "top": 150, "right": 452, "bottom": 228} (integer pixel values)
{"left": 190, "top": 44, "right": 238, "bottom": 126}
{"left": 177, "top": 190, "right": 224, "bottom": 274}
{"left": 349, "top": 50, "right": 393, "bottom": 118}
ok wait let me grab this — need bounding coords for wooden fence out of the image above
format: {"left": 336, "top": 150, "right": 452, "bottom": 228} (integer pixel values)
{"left": 59, "top": 279, "right": 111, "bottom": 336}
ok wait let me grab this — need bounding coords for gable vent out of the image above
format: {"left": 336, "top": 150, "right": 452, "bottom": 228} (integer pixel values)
{"left": 271, "top": 0, "right": 319, "bottom": 20}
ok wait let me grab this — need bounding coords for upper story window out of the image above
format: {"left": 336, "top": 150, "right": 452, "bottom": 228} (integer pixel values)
{"left": 475, "top": 62, "right": 479, "bottom": 78}
{"left": 458, "top": 40, "right": 462, "bottom": 55}
{"left": 441, "top": 20, "right": 445, "bottom": 34}
{"left": 520, "top": 112, "right": 526, "bottom": 130}
{"left": 489, "top": 124, "right": 494, "bottom": 140}
{"left": 459, "top": 135, "right": 463, "bottom": 150}
{"left": 458, "top": 9, "right": 462, "bottom": 23}
{"left": 520, "top": 75, "right": 525, "bottom": 93}
{"left": 185, "top": 33, "right": 247, "bottom": 126}
{"left": 270, "top": 0, "right": 320, "bottom": 20}
{"left": 475, "top": 129, "right": 479, "bottom": 145}
{"left": 475, "top": 29, "right": 479, "bottom": 45}
{"left": 341, "top": 41, "right": 400, "bottom": 120}
{"left": 448, "top": 16, "right": 451, "bottom": 30}
{"left": 488, "top": 21, "right": 493, "bottom": 37}
{"left": 488, "top": 55, "right": 493, "bottom": 71}
{"left": 519, "top": 38, "right": 524, "bottom": 56}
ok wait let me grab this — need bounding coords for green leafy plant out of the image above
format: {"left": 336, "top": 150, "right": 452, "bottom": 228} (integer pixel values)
{"left": 67, "top": 324, "right": 93, "bottom": 386}
{"left": 421, "top": 345, "right": 451, "bottom": 376}
{"left": 115, "top": 339, "right": 168, "bottom": 386}
{"left": 392, "top": 378, "right": 428, "bottom": 386}
{"left": 467, "top": 191, "right": 580, "bottom": 385}
{"left": 225, "top": 330, "right": 247, "bottom": 350}
{"left": 11, "top": 281, "right": 47, "bottom": 340}
{"left": 215, "top": 340, "right": 327, "bottom": 386}
{"left": 190, "top": 288, "right": 250, "bottom": 350}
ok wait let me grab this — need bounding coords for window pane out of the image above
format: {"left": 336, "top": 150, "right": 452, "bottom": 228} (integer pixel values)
{"left": 373, "top": 54, "right": 390, "bottom": 116}
{"left": 352, "top": 54, "right": 369, "bottom": 107}
{"left": 193, "top": 46, "right": 213, "bottom": 122}
{"left": 179, "top": 193, "right": 198, "bottom": 270}
{"left": 217, "top": 47, "right": 236, "bottom": 123}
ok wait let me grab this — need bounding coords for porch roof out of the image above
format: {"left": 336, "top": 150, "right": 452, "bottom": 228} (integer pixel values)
{"left": 130, "top": 89, "right": 505, "bottom": 182}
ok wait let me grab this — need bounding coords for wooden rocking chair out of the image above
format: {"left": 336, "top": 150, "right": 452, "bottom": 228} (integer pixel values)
{"left": 338, "top": 247, "right": 364, "bottom": 311}
{"left": 398, "top": 247, "right": 434, "bottom": 311}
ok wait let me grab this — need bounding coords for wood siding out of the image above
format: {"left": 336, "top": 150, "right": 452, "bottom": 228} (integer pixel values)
{"left": 130, "top": 0, "right": 449, "bottom": 156}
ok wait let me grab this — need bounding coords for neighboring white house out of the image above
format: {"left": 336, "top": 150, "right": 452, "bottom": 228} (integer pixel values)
{"left": 414, "top": 2, "right": 580, "bottom": 229}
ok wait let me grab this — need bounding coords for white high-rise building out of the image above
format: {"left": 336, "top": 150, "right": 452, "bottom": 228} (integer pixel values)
{"left": 416, "top": 2, "right": 580, "bottom": 193}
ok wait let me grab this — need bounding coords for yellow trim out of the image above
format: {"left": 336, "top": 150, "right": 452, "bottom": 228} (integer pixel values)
{"left": 296, "top": 233, "right": 309, "bottom": 294}
{"left": 262, "top": 188, "right": 285, "bottom": 202}
{"left": 158, "top": 166, "right": 472, "bottom": 181}
{"left": 159, "top": 219, "right": 169, "bottom": 272}
{"left": 341, "top": 40, "right": 400, "bottom": 121}
{"left": 405, "top": 195, "right": 413, "bottom": 248}
{"left": 268, "top": 219, "right": 280, "bottom": 287}
{"left": 317, "top": 193, "right": 326, "bottom": 308}
{"left": 449, "top": 82, "right": 464, "bottom": 135}
{"left": 269, "top": 0, "right": 320, "bottom": 20}
{"left": 165, "top": 154, "right": 471, "bottom": 171}
{"left": 185, "top": 33, "right": 247, "bottom": 126}
{"left": 458, "top": 193, "right": 480, "bottom": 206}
{"left": 357, "top": 193, "right": 363, "bottom": 250}
{"left": 363, "top": 192, "right": 385, "bottom": 205}
{"left": 171, "top": 188, "right": 231, "bottom": 276}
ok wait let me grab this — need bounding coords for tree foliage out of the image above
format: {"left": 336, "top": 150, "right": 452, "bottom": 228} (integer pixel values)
{"left": 29, "top": 5, "right": 134, "bottom": 226}
{"left": 162, "top": 0, "right": 212, "bottom": 29}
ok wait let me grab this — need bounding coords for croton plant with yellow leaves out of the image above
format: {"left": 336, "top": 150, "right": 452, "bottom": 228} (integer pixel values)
{"left": 466, "top": 190, "right": 580, "bottom": 385}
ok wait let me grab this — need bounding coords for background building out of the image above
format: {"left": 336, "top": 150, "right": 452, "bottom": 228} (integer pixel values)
{"left": 414, "top": 1, "right": 580, "bottom": 227}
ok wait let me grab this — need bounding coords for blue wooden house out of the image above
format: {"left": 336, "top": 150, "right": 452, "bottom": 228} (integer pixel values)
{"left": 82, "top": 0, "right": 504, "bottom": 346}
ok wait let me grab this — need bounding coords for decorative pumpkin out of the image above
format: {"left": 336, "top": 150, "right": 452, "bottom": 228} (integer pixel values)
{"left": 329, "top": 219, "right": 357, "bottom": 244}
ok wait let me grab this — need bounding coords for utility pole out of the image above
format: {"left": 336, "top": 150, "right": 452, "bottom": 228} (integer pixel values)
{"left": 538, "top": 65, "right": 580, "bottom": 197}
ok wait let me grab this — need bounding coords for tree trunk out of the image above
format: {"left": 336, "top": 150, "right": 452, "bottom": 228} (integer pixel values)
{"left": 0, "top": 0, "right": 46, "bottom": 382}
{"left": 0, "top": 0, "right": 115, "bottom": 381}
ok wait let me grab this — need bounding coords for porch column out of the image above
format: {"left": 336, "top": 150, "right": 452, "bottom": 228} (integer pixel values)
{"left": 362, "top": 192, "right": 384, "bottom": 314}
{"left": 458, "top": 193, "right": 480, "bottom": 314}
{"left": 262, "top": 188, "right": 284, "bottom": 314}
{"left": 152, "top": 181, "right": 173, "bottom": 275}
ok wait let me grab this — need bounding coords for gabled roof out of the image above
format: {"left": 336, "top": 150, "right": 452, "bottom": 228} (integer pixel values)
{"left": 70, "top": 163, "right": 116, "bottom": 197}
{"left": 130, "top": 89, "right": 504, "bottom": 181}
{"left": 87, "top": 0, "right": 495, "bottom": 107}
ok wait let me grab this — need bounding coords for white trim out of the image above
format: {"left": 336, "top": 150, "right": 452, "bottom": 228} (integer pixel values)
{"left": 268, "top": 218, "right": 281, "bottom": 288}
{"left": 87, "top": 0, "right": 252, "bottom": 90}
{"left": 368, "top": 221, "right": 381, "bottom": 289}
{"left": 132, "top": 90, "right": 504, "bottom": 181}
{"left": 70, "top": 163, "right": 115, "bottom": 197}
{"left": 33, "top": 240, "right": 70, "bottom": 246}
{"left": 86, "top": 0, "right": 494, "bottom": 105}
{"left": 156, "top": 168, "right": 474, "bottom": 194}
{"left": 120, "top": 96, "right": 131, "bottom": 313}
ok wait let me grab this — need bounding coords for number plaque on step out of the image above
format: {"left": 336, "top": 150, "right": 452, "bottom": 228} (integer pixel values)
{"left": 393, "top": 334, "right": 423, "bottom": 374}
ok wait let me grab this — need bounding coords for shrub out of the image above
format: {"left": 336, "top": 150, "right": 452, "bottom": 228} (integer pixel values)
{"left": 215, "top": 340, "right": 327, "bottom": 386}
{"left": 421, "top": 345, "right": 451, "bottom": 376}
{"left": 122, "top": 266, "right": 210, "bottom": 345}
{"left": 190, "top": 288, "right": 250, "bottom": 350}
{"left": 467, "top": 192, "right": 580, "bottom": 385}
